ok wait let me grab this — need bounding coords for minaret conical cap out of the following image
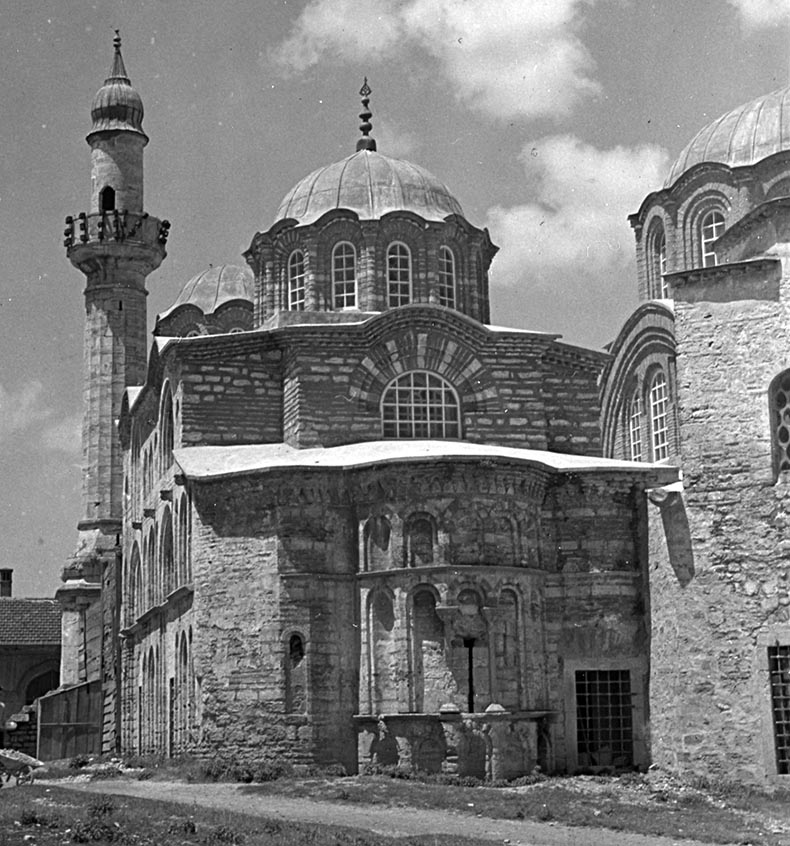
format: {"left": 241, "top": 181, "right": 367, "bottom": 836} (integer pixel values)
{"left": 88, "top": 30, "right": 147, "bottom": 139}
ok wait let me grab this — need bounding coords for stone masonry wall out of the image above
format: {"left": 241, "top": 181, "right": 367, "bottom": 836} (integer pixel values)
{"left": 650, "top": 255, "right": 790, "bottom": 782}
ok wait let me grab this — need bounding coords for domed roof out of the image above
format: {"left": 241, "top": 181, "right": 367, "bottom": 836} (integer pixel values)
{"left": 665, "top": 86, "right": 790, "bottom": 188}
{"left": 274, "top": 150, "right": 464, "bottom": 226}
{"left": 157, "top": 264, "right": 254, "bottom": 323}
{"left": 89, "top": 32, "right": 146, "bottom": 138}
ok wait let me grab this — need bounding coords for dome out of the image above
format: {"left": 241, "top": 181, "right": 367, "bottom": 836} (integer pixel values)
{"left": 88, "top": 33, "right": 145, "bottom": 138}
{"left": 274, "top": 150, "right": 464, "bottom": 226}
{"left": 665, "top": 86, "right": 790, "bottom": 188}
{"left": 156, "top": 264, "right": 254, "bottom": 324}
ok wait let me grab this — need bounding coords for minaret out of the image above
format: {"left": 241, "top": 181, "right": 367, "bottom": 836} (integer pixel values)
{"left": 59, "top": 33, "right": 169, "bottom": 690}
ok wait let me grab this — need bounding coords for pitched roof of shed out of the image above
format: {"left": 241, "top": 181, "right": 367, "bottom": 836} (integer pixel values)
{"left": 0, "top": 598, "right": 61, "bottom": 646}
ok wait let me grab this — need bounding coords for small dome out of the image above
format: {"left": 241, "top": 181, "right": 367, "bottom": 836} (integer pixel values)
{"left": 157, "top": 265, "right": 254, "bottom": 324}
{"left": 89, "top": 33, "right": 145, "bottom": 138}
{"left": 665, "top": 86, "right": 790, "bottom": 188}
{"left": 275, "top": 150, "right": 464, "bottom": 226}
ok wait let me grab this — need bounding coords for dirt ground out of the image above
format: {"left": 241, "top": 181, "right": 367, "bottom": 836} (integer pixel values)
{"left": 49, "top": 778, "right": 747, "bottom": 846}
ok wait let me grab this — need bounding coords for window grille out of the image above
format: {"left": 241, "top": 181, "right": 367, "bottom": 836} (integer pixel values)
{"left": 628, "top": 391, "right": 643, "bottom": 462}
{"left": 772, "top": 371, "right": 790, "bottom": 473}
{"left": 387, "top": 242, "right": 411, "bottom": 307}
{"left": 769, "top": 646, "right": 790, "bottom": 774}
{"left": 658, "top": 233, "right": 669, "bottom": 297}
{"left": 332, "top": 242, "right": 356, "bottom": 309}
{"left": 701, "top": 210, "right": 725, "bottom": 268}
{"left": 438, "top": 246, "right": 456, "bottom": 308}
{"left": 649, "top": 371, "right": 669, "bottom": 460}
{"left": 288, "top": 250, "right": 306, "bottom": 311}
{"left": 381, "top": 371, "right": 460, "bottom": 439}
{"left": 575, "top": 669, "right": 633, "bottom": 769}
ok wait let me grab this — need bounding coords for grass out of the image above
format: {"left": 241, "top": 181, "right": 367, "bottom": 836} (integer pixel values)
{"left": 236, "top": 772, "right": 790, "bottom": 845}
{"left": 0, "top": 784, "right": 493, "bottom": 846}
{"left": 26, "top": 757, "right": 790, "bottom": 845}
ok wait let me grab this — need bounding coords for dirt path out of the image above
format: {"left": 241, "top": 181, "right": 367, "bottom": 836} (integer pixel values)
{"left": 53, "top": 778, "right": 736, "bottom": 846}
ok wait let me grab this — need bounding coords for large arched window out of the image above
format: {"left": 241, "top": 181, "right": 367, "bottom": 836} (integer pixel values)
{"left": 628, "top": 390, "right": 643, "bottom": 462}
{"left": 381, "top": 371, "right": 461, "bottom": 439}
{"left": 438, "top": 246, "right": 456, "bottom": 308}
{"left": 649, "top": 371, "right": 669, "bottom": 460}
{"left": 387, "top": 242, "right": 412, "bottom": 307}
{"left": 160, "top": 508, "right": 174, "bottom": 596}
{"left": 332, "top": 242, "right": 356, "bottom": 309}
{"left": 771, "top": 369, "right": 790, "bottom": 475}
{"left": 700, "top": 209, "right": 725, "bottom": 268}
{"left": 287, "top": 250, "right": 306, "bottom": 311}
{"left": 160, "top": 388, "right": 174, "bottom": 475}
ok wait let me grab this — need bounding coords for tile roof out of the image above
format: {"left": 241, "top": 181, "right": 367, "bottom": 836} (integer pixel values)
{"left": 0, "top": 599, "right": 61, "bottom": 646}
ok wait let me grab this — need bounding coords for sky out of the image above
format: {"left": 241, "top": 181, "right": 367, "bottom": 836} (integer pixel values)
{"left": 1, "top": 0, "right": 789, "bottom": 597}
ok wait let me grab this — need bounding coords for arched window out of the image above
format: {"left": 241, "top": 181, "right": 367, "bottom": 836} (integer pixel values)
{"left": 129, "top": 542, "right": 142, "bottom": 622}
{"left": 285, "top": 633, "right": 307, "bottom": 713}
{"left": 287, "top": 250, "right": 306, "bottom": 311}
{"left": 381, "top": 371, "right": 461, "bottom": 439}
{"left": 332, "top": 242, "right": 356, "bottom": 309}
{"left": 387, "top": 242, "right": 411, "bottom": 307}
{"left": 649, "top": 371, "right": 669, "bottom": 460}
{"left": 160, "top": 388, "right": 174, "bottom": 474}
{"left": 658, "top": 234, "right": 668, "bottom": 296}
{"left": 178, "top": 493, "right": 189, "bottom": 584}
{"left": 628, "top": 390, "right": 643, "bottom": 462}
{"left": 771, "top": 370, "right": 790, "bottom": 475}
{"left": 700, "top": 209, "right": 725, "bottom": 268}
{"left": 438, "top": 246, "right": 456, "bottom": 308}
{"left": 100, "top": 186, "right": 115, "bottom": 213}
{"left": 160, "top": 508, "right": 174, "bottom": 595}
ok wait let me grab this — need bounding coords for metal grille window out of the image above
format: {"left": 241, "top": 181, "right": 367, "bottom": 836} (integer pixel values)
{"left": 628, "top": 391, "right": 643, "bottom": 462}
{"left": 381, "top": 371, "right": 461, "bottom": 439}
{"left": 701, "top": 210, "right": 725, "bottom": 268}
{"left": 650, "top": 371, "right": 669, "bottom": 461}
{"left": 658, "top": 233, "right": 669, "bottom": 297}
{"left": 438, "top": 246, "right": 456, "bottom": 308}
{"left": 575, "top": 669, "right": 633, "bottom": 769}
{"left": 387, "top": 242, "right": 412, "bottom": 307}
{"left": 772, "top": 370, "right": 790, "bottom": 473}
{"left": 332, "top": 242, "right": 356, "bottom": 309}
{"left": 769, "top": 645, "right": 790, "bottom": 774}
{"left": 287, "top": 250, "right": 306, "bottom": 311}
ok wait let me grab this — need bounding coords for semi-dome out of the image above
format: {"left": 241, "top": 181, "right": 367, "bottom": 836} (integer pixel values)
{"left": 274, "top": 150, "right": 464, "bottom": 226}
{"left": 156, "top": 264, "right": 254, "bottom": 324}
{"left": 665, "top": 86, "right": 790, "bottom": 188}
{"left": 89, "top": 32, "right": 146, "bottom": 138}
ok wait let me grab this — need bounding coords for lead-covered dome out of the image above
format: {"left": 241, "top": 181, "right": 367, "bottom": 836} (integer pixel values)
{"left": 665, "top": 86, "right": 790, "bottom": 188}
{"left": 88, "top": 32, "right": 146, "bottom": 139}
{"left": 274, "top": 150, "right": 464, "bottom": 226}
{"left": 155, "top": 265, "right": 254, "bottom": 336}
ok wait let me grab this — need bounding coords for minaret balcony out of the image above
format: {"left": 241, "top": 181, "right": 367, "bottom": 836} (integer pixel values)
{"left": 64, "top": 211, "right": 169, "bottom": 273}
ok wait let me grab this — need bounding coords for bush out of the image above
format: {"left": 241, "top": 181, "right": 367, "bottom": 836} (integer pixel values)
{"left": 69, "top": 754, "right": 91, "bottom": 770}
{"left": 250, "top": 759, "right": 292, "bottom": 782}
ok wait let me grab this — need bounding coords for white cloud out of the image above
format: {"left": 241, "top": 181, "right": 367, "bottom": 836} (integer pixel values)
{"left": 274, "top": 0, "right": 601, "bottom": 120}
{"left": 41, "top": 413, "right": 82, "bottom": 454}
{"left": 272, "top": 0, "right": 403, "bottom": 72}
{"left": 375, "top": 118, "right": 420, "bottom": 159}
{"left": 729, "top": 0, "right": 790, "bottom": 28}
{"left": 485, "top": 135, "right": 670, "bottom": 290}
{"left": 0, "top": 381, "right": 51, "bottom": 441}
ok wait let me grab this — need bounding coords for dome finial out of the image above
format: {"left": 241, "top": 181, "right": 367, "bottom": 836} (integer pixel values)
{"left": 356, "top": 77, "right": 377, "bottom": 153}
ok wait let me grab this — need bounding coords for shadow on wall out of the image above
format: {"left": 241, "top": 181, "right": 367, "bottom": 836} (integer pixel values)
{"left": 650, "top": 490, "right": 695, "bottom": 587}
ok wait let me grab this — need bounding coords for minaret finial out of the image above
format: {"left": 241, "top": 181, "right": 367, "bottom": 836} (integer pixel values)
{"left": 356, "top": 77, "right": 377, "bottom": 153}
{"left": 108, "top": 28, "right": 129, "bottom": 81}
